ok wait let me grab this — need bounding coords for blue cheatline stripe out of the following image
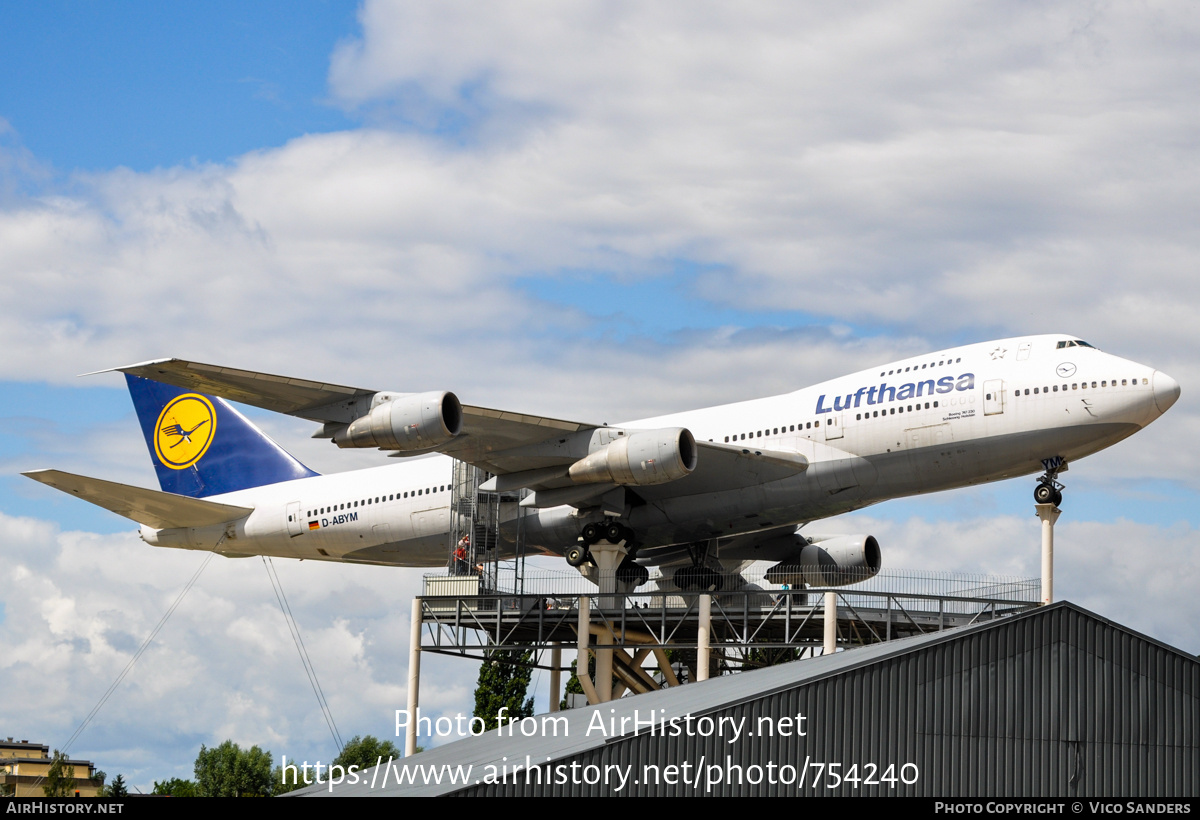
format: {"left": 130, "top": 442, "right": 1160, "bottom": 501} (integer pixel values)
{"left": 126, "top": 374, "right": 319, "bottom": 498}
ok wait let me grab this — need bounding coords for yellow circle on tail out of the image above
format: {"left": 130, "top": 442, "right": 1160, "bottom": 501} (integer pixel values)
{"left": 153, "top": 394, "right": 217, "bottom": 470}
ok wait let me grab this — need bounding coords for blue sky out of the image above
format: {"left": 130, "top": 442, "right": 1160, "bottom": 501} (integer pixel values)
{"left": 2, "top": 1, "right": 1199, "bottom": 792}
{"left": 0, "top": 2, "right": 359, "bottom": 172}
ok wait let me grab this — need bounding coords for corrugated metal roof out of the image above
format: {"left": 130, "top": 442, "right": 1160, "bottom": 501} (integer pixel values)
{"left": 294, "top": 601, "right": 1198, "bottom": 797}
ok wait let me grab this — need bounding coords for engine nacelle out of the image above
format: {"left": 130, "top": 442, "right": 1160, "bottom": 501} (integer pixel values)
{"left": 568, "top": 428, "right": 697, "bottom": 486}
{"left": 334, "top": 391, "right": 463, "bottom": 451}
{"left": 765, "top": 534, "right": 882, "bottom": 587}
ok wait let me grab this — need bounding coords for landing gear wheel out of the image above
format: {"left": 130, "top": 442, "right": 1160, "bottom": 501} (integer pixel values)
{"left": 1033, "top": 482, "right": 1064, "bottom": 507}
{"left": 565, "top": 545, "right": 591, "bottom": 567}
{"left": 674, "top": 566, "right": 723, "bottom": 592}
{"left": 1034, "top": 483, "right": 1055, "bottom": 504}
{"left": 616, "top": 558, "right": 650, "bottom": 588}
{"left": 581, "top": 523, "right": 601, "bottom": 544}
{"left": 1034, "top": 457, "right": 1066, "bottom": 507}
{"left": 605, "top": 522, "right": 627, "bottom": 544}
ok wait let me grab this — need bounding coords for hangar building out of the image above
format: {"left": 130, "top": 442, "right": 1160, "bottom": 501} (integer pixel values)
{"left": 300, "top": 601, "right": 1197, "bottom": 797}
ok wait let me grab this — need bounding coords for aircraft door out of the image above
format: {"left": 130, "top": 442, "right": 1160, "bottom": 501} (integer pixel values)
{"left": 286, "top": 501, "right": 303, "bottom": 537}
{"left": 824, "top": 414, "right": 844, "bottom": 440}
{"left": 983, "top": 379, "right": 1005, "bottom": 415}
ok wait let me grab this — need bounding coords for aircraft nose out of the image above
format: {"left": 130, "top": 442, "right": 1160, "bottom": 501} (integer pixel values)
{"left": 1152, "top": 370, "right": 1181, "bottom": 414}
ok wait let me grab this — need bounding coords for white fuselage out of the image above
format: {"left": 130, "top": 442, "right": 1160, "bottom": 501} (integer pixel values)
{"left": 141, "top": 335, "right": 1178, "bottom": 567}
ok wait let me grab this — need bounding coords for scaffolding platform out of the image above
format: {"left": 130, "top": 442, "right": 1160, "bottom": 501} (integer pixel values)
{"left": 416, "top": 568, "right": 1040, "bottom": 664}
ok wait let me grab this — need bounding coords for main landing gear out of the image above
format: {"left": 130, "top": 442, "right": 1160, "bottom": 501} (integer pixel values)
{"left": 1034, "top": 457, "right": 1066, "bottom": 507}
{"left": 566, "top": 521, "right": 648, "bottom": 587}
{"left": 670, "top": 541, "right": 723, "bottom": 592}
{"left": 672, "top": 565, "right": 723, "bottom": 593}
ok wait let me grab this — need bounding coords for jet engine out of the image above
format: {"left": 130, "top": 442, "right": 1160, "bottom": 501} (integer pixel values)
{"left": 765, "top": 533, "right": 882, "bottom": 587}
{"left": 568, "top": 428, "right": 697, "bottom": 486}
{"left": 334, "top": 391, "right": 463, "bottom": 451}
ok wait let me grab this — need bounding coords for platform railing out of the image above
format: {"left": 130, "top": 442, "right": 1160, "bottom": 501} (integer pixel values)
{"left": 415, "top": 568, "right": 1040, "bottom": 661}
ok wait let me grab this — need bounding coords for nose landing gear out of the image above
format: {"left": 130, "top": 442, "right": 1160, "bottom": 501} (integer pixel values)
{"left": 1034, "top": 456, "right": 1066, "bottom": 507}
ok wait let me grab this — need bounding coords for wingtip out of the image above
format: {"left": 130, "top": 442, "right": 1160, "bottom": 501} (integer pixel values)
{"left": 78, "top": 358, "right": 176, "bottom": 378}
{"left": 21, "top": 469, "right": 57, "bottom": 483}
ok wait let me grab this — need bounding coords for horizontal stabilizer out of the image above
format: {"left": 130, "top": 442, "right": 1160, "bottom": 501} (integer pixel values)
{"left": 22, "top": 469, "right": 252, "bottom": 529}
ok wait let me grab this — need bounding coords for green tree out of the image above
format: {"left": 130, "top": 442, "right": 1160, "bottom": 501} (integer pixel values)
{"left": 271, "top": 765, "right": 308, "bottom": 795}
{"left": 194, "top": 740, "right": 273, "bottom": 797}
{"left": 271, "top": 735, "right": 405, "bottom": 795}
{"left": 151, "top": 777, "right": 197, "bottom": 797}
{"left": 558, "top": 655, "right": 596, "bottom": 710}
{"left": 332, "top": 735, "right": 401, "bottom": 771}
{"left": 107, "top": 774, "right": 127, "bottom": 798}
{"left": 473, "top": 649, "right": 535, "bottom": 731}
{"left": 42, "top": 750, "right": 76, "bottom": 798}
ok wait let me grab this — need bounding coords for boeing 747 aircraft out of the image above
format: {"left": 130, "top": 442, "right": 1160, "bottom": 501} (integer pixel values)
{"left": 24, "top": 334, "right": 1180, "bottom": 589}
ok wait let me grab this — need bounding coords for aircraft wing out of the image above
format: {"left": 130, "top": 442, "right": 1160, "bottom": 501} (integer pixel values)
{"left": 638, "top": 441, "right": 807, "bottom": 498}
{"left": 22, "top": 469, "right": 252, "bottom": 529}
{"left": 103, "top": 358, "right": 805, "bottom": 503}
{"left": 106, "top": 359, "right": 595, "bottom": 449}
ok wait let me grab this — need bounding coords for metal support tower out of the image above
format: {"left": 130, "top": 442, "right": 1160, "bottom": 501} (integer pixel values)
{"left": 447, "top": 459, "right": 528, "bottom": 595}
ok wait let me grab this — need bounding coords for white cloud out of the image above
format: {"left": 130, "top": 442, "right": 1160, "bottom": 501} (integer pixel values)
{"left": 0, "top": 513, "right": 476, "bottom": 790}
{"left": 0, "top": 5, "right": 1196, "bottom": 381}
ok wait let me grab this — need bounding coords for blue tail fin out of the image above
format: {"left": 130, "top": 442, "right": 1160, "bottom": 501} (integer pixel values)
{"left": 126, "top": 374, "right": 319, "bottom": 498}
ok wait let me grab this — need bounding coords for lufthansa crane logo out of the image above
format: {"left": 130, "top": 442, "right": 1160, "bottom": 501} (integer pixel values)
{"left": 154, "top": 394, "right": 217, "bottom": 470}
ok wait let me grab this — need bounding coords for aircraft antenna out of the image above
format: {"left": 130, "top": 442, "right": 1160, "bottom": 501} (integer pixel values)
{"left": 262, "top": 557, "right": 344, "bottom": 753}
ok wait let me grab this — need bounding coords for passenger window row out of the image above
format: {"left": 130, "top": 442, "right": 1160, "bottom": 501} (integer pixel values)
{"left": 724, "top": 422, "right": 816, "bottom": 443}
{"left": 856, "top": 402, "right": 937, "bottom": 420}
{"left": 308, "top": 484, "right": 448, "bottom": 518}
{"left": 723, "top": 399, "right": 946, "bottom": 441}
{"left": 879, "top": 357, "right": 962, "bottom": 378}
{"left": 1014, "top": 377, "right": 1147, "bottom": 398}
